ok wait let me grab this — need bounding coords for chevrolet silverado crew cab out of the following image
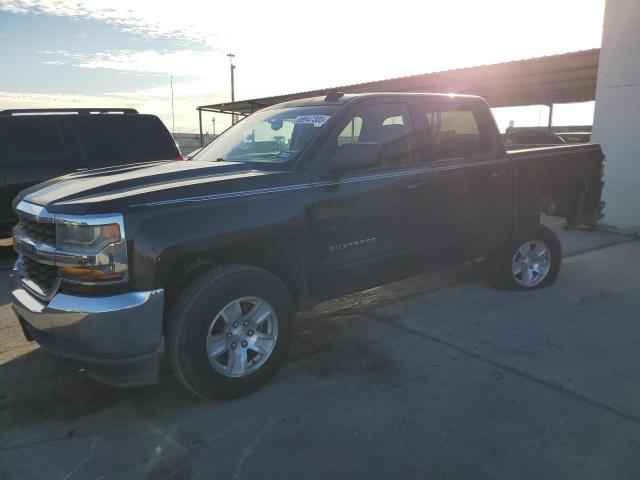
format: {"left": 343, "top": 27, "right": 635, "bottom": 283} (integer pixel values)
{"left": 10, "top": 93, "right": 604, "bottom": 399}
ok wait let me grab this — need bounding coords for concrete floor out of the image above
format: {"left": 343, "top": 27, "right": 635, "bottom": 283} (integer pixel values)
{"left": 1, "top": 228, "right": 639, "bottom": 479}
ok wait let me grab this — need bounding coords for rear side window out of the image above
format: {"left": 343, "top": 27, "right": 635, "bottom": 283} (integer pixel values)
{"left": 80, "top": 115, "right": 177, "bottom": 167}
{"left": 415, "top": 103, "right": 493, "bottom": 162}
{"left": 335, "top": 103, "right": 413, "bottom": 168}
{"left": 7, "top": 118, "right": 67, "bottom": 161}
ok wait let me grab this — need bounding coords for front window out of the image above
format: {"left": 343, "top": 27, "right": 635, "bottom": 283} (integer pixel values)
{"left": 334, "top": 102, "right": 413, "bottom": 168}
{"left": 197, "top": 106, "right": 334, "bottom": 164}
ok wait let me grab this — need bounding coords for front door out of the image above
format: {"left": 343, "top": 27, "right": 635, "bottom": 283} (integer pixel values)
{"left": 310, "top": 100, "right": 437, "bottom": 298}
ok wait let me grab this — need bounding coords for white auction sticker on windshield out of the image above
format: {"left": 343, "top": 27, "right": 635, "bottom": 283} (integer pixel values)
{"left": 294, "top": 115, "right": 330, "bottom": 127}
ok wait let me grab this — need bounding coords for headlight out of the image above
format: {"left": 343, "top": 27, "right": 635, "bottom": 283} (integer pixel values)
{"left": 55, "top": 216, "right": 128, "bottom": 284}
{"left": 57, "top": 223, "right": 121, "bottom": 254}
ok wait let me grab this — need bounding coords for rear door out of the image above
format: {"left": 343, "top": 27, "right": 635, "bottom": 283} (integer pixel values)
{"left": 77, "top": 115, "right": 179, "bottom": 168}
{"left": 410, "top": 100, "right": 513, "bottom": 263}
{"left": 310, "top": 99, "right": 437, "bottom": 296}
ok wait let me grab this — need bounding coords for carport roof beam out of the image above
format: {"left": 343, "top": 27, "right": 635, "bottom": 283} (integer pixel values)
{"left": 197, "top": 49, "right": 600, "bottom": 115}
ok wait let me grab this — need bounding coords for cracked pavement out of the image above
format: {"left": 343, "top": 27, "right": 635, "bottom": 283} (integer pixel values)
{"left": 1, "top": 227, "right": 640, "bottom": 479}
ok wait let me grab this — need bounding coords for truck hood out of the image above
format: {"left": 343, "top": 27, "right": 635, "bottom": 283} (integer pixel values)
{"left": 19, "top": 160, "right": 296, "bottom": 215}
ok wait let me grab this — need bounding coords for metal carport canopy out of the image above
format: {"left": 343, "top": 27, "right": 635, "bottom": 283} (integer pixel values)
{"left": 197, "top": 49, "right": 599, "bottom": 117}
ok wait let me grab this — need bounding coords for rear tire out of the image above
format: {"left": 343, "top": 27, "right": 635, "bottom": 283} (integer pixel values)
{"left": 167, "top": 264, "right": 295, "bottom": 399}
{"left": 488, "top": 225, "right": 562, "bottom": 291}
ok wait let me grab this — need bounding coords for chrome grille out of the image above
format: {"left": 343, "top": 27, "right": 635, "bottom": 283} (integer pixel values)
{"left": 15, "top": 212, "right": 58, "bottom": 296}
{"left": 22, "top": 256, "right": 58, "bottom": 293}
{"left": 18, "top": 216, "right": 56, "bottom": 245}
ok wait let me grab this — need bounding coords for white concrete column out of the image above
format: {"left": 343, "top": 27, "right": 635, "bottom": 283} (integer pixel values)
{"left": 592, "top": 0, "right": 640, "bottom": 233}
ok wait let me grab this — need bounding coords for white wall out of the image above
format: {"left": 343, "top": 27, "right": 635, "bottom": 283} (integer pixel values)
{"left": 592, "top": 0, "right": 640, "bottom": 233}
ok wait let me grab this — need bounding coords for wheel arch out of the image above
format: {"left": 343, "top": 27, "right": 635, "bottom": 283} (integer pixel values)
{"left": 162, "top": 236, "right": 308, "bottom": 313}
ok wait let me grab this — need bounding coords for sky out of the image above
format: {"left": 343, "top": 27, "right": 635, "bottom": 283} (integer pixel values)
{"left": 0, "top": 0, "right": 606, "bottom": 135}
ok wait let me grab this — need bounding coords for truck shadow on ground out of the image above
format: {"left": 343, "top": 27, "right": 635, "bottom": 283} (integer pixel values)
{"left": 0, "top": 315, "right": 393, "bottom": 432}
{"left": 0, "top": 264, "right": 478, "bottom": 433}
{"left": 0, "top": 349, "right": 197, "bottom": 431}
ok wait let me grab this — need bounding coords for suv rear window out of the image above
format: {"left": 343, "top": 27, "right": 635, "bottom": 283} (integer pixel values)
{"left": 76, "top": 115, "right": 177, "bottom": 167}
{"left": 7, "top": 118, "right": 67, "bottom": 161}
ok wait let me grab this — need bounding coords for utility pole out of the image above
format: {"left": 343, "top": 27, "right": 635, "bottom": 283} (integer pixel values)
{"left": 170, "top": 75, "right": 175, "bottom": 134}
{"left": 198, "top": 108, "right": 203, "bottom": 147}
{"left": 227, "top": 53, "right": 236, "bottom": 124}
{"left": 212, "top": 116, "right": 216, "bottom": 135}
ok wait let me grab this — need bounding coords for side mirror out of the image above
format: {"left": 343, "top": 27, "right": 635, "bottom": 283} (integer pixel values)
{"left": 331, "top": 143, "right": 382, "bottom": 172}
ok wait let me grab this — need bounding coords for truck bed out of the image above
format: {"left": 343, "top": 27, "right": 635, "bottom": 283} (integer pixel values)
{"left": 507, "top": 143, "right": 605, "bottom": 228}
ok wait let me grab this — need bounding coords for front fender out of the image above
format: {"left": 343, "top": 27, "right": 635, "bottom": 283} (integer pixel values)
{"left": 126, "top": 188, "right": 315, "bottom": 291}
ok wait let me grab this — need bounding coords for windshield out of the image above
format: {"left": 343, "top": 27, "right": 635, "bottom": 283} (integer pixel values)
{"left": 197, "top": 106, "right": 334, "bottom": 164}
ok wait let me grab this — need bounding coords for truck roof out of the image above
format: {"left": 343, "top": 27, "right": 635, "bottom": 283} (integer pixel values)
{"left": 264, "top": 92, "right": 486, "bottom": 111}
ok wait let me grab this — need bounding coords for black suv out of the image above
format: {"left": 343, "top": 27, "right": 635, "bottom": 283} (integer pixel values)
{"left": 0, "top": 108, "right": 181, "bottom": 236}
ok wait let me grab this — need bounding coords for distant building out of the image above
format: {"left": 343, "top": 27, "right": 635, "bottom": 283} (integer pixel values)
{"left": 173, "top": 133, "right": 217, "bottom": 155}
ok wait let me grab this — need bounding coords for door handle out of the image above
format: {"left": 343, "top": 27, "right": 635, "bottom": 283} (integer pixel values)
{"left": 490, "top": 171, "right": 506, "bottom": 179}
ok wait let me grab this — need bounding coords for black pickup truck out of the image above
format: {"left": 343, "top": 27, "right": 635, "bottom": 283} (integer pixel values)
{"left": 10, "top": 93, "right": 604, "bottom": 399}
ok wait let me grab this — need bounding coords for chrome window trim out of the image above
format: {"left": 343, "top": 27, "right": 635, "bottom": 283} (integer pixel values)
{"left": 129, "top": 157, "right": 509, "bottom": 207}
{"left": 318, "top": 158, "right": 508, "bottom": 187}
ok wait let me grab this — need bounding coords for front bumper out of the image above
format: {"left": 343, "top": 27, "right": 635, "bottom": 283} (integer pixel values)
{"left": 10, "top": 272, "right": 165, "bottom": 387}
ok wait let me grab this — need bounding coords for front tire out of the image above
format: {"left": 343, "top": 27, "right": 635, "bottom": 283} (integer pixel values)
{"left": 488, "top": 225, "right": 562, "bottom": 291}
{"left": 167, "top": 264, "right": 295, "bottom": 399}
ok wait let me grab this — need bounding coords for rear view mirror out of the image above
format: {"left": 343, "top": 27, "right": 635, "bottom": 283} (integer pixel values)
{"left": 331, "top": 143, "right": 382, "bottom": 172}
{"left": 269, "top": 118, "right": 284, "bottom": 130}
